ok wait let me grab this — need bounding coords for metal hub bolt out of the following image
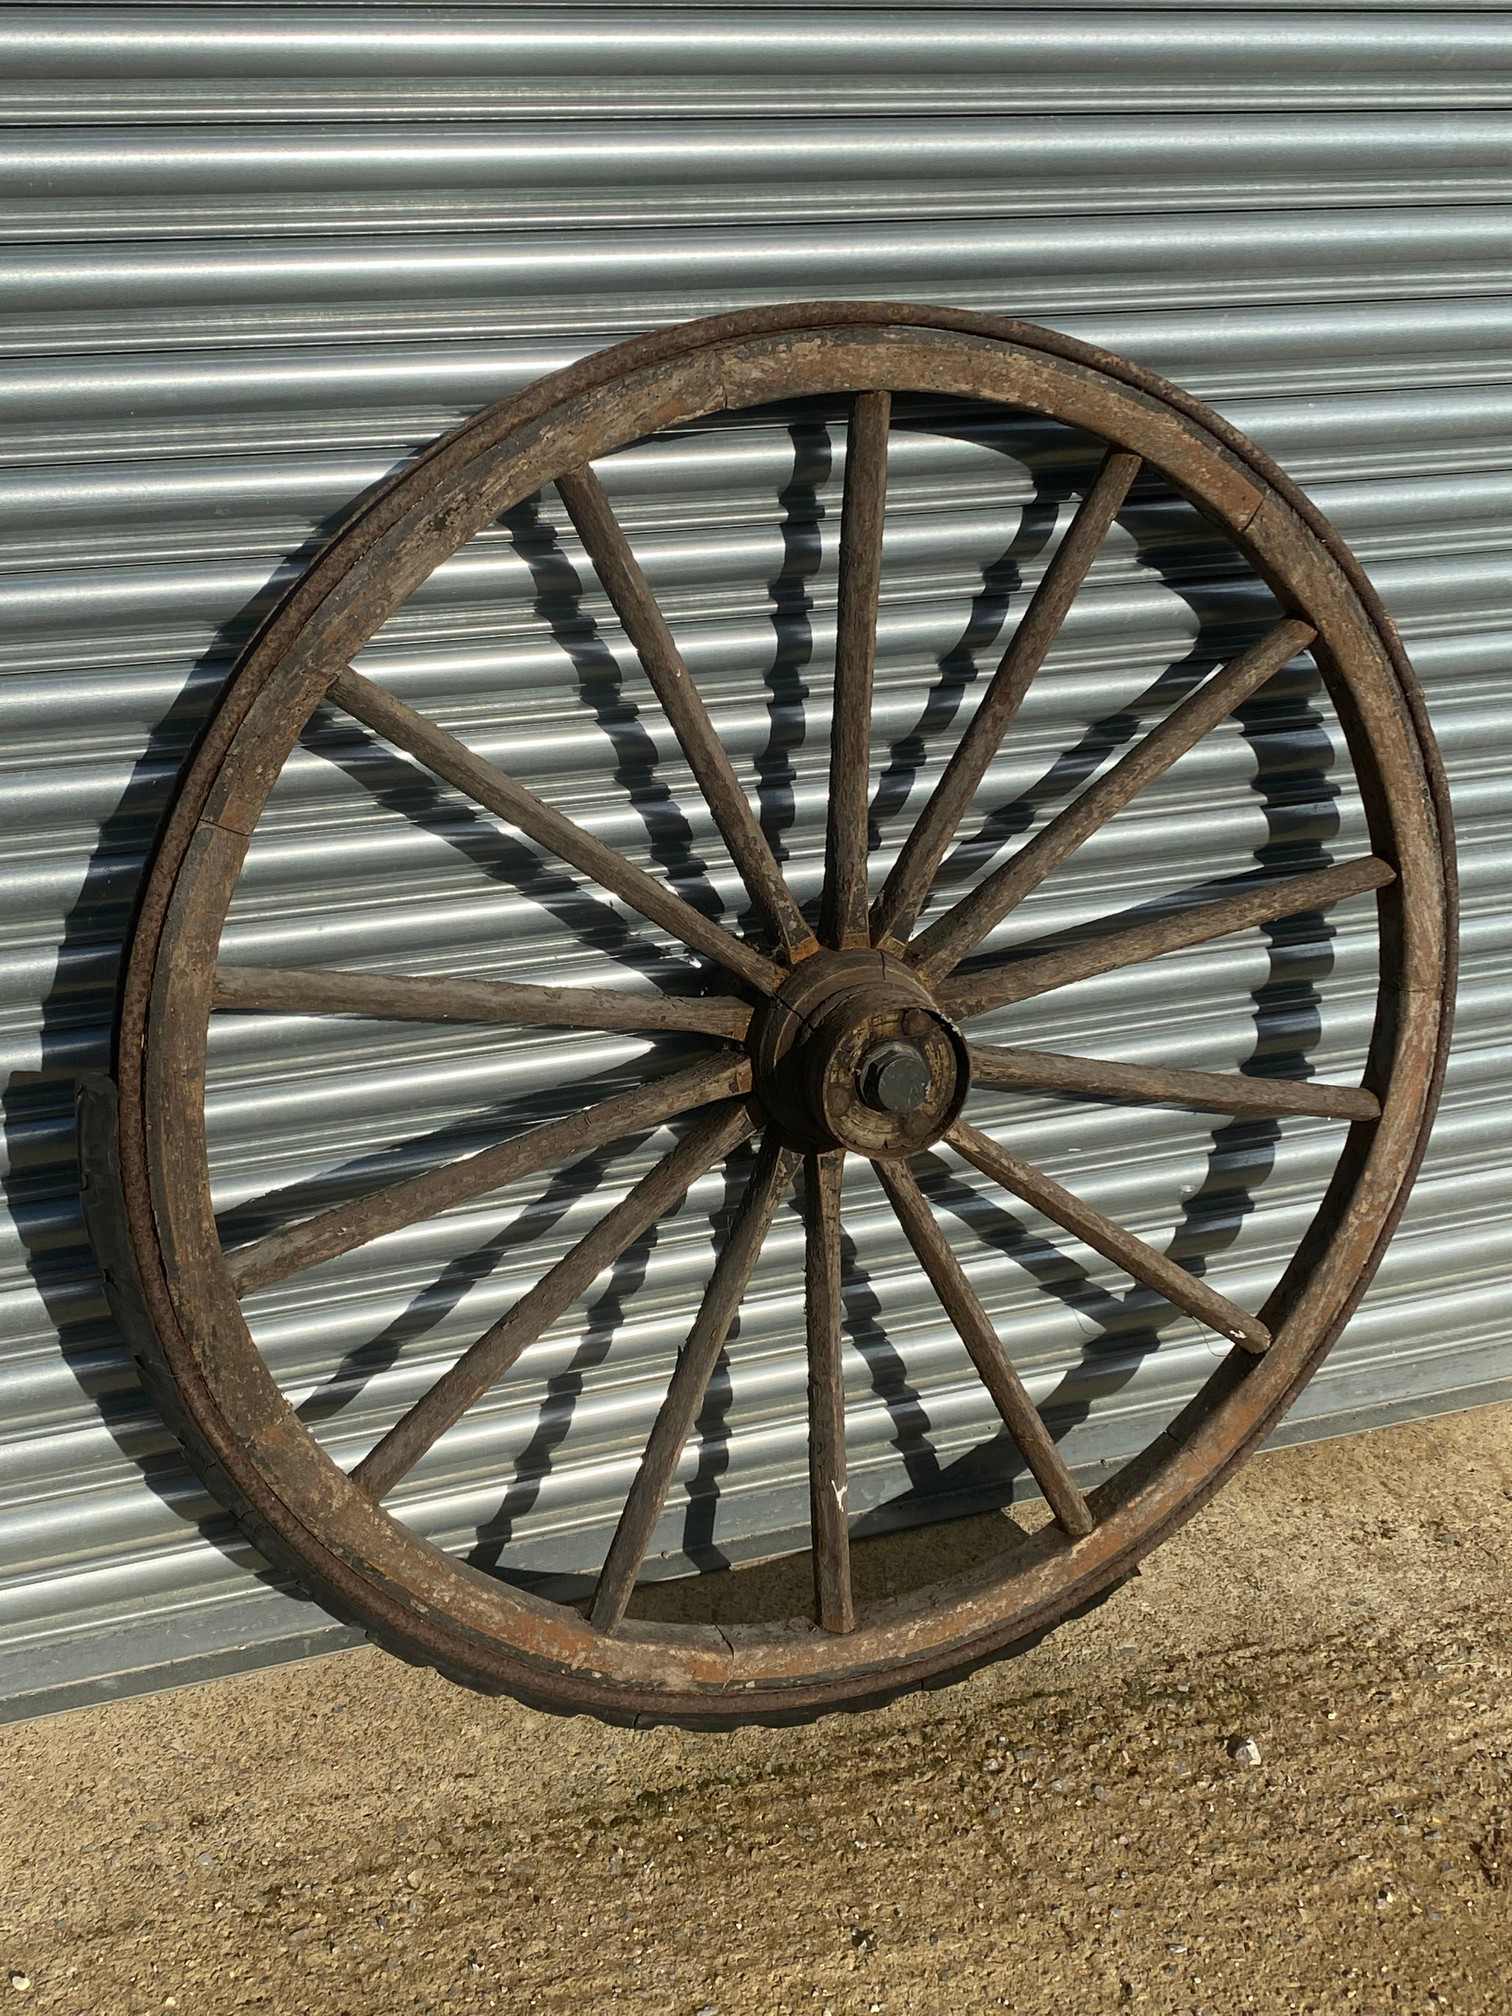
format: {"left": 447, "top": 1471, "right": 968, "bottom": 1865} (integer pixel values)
{"left": 859, "top": 1040, "right": 934, "bottom": 1116}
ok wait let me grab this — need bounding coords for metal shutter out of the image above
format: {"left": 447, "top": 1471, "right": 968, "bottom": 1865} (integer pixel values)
{"left": 2, "top": 4, "right": 1507, "bottom": 1719}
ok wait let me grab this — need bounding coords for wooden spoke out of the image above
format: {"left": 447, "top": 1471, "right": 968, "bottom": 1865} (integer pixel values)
{"left": 226, "top": 1051, "right": 752, "bottom": 1298}
{"left": 910, "top": 616, "right": 1317, "bottom": 982}
{"left": 351, "top": 1100, "right": 755, "bottom": 1502}
{"left": 948, "top": 1118, "right": 1270, "bottom": 1354}
{"left": 968, "top": 1043, "right": 1380, "bottom": 1122}
{"left": 329, "top": 666, "right": 780, "bottom": 995}
{"left": 872, "top": 446, "right": 1142, "bottom": 950}
{"left": 213, "top": 963, "right": 753, "bottom": 1038}
{"left": 590, "top": 1134, "right": 801, "bottom": 1632}
{"left": 939, "top": 854, "right": 1396, "bottom": 1021}
{"left": 556, "top": 465, "right": 817, "bottom": 962}
{"left": 820, "top": 391, "right": 891, "bottom": 949}
{"left": 804, "top": 1149, "right": 853, "bottom": 1634}
{"left": 874, "top": 1157, "right": 1095, "bottom": 1539}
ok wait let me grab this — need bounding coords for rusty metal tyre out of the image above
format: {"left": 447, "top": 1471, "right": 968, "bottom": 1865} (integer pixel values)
{"left": 107, "top": 303, "right": 1455, "bottom": 1726}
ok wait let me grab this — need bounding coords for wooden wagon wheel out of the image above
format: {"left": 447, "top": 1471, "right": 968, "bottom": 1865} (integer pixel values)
{"left": 108, "top": 304, "right": 1454, "bottom": 1725}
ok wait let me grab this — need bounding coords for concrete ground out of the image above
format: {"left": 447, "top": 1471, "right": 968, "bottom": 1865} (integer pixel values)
{"left": 2, "top": 1402, "right": 1509, "bottom": 2016}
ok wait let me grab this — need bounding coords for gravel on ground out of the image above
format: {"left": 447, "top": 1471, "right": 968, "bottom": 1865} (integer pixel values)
{"left": 2, "top": 1402, "right": 1509, "bottom": 2016}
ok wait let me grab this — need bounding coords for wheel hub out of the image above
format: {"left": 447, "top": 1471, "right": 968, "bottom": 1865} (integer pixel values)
{"left": 750, "top": 949, "right": 970, "bottom": 1157}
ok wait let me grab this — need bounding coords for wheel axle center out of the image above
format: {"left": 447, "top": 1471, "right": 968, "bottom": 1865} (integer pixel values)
{"left": 859, "top": 1039, "right": 934, "bottom": 1116}
{"left": 750, "top": 950, "right": 969, "bottom": 1158}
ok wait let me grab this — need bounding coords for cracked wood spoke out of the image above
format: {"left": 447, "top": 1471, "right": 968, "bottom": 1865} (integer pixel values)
{"left": 821, "top": 390, "right": 891, "bottom": 949}
{"left": 910, "top": 616, "right": 1317, "bottom": 983}
{"left": 873, "top": 446, "right": 1142, "bottom": 951}
{"left": 804, "top": 1149, "right": 853, "bottom": 1634}
{"left": 948, "top": 1118, "right": 1270, "bottom": 1354}
{"left": 968, "top": 1043, "right": 1380, "bottom": 1123}
{"left": 556, "top": 465, "right": 816, "bottom": 961}
{"left": 874, "top": 1158, "right": 1094, "bottom": 1539}
{"left": 212, "top": 964, "right": 753, "bottom": 1038}
{"left": 590, "top": 1134, "right": 801, "bottom": 1633}
{"left": 226, "top": 1052, "right": 752, "bottom": 1298}
{"left": 352, "top": 1099, "right": 755, "bottom": 1502}
{"left": 329, "top": 666, "right": 779, "bottom": 995}
{"left": 939, "top": 854, "right": 1396, "bottom": 1022}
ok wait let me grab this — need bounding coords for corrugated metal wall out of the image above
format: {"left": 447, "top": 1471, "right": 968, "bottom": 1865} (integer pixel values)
{"left": 2, "top": 4, "right": 1509, "bottom": 1720}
